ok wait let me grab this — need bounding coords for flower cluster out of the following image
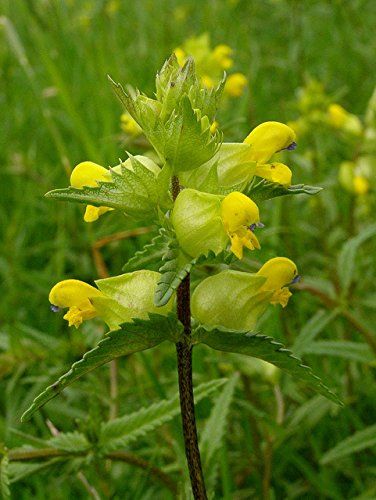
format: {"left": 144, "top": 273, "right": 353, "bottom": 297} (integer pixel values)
{"left": 289, "top": 79, "right": 375, "bottom": 198}
{"left": 174, "top": 33, "right": 248, "bottom": 98}
{"left": 48, "top": 56, "right": 301, "bottom": 335}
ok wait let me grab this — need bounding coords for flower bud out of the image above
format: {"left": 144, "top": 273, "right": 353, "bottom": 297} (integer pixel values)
{"left": 255, "top": 162, "right": 292, "bottom": 186}
{"left": 244, "top": 121, "right": 296, "bottom": 164}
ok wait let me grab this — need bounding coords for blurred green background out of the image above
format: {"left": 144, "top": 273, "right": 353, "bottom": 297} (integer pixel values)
{"left": 1, "top": 0, "right": 375, "bottom": 498}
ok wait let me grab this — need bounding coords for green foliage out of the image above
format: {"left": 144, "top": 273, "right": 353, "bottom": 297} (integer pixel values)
{"left": 337, "top": 224, "right": 376, "bottom": 295}
{"left": 194, "top": 325, "right": 342, "bottom": 404}
{"left": 100, "top": 378, "right": 226, "bottom": 452}
{"left": 200, "top": 374, "right": 238, "bottom": 493}
{"left": 122, "top": 231, "right": 167, "bottom": 272}
{"left": 110, "top": 61, "right": 222, "bottom": 173}
{"left": 320, "top": 424, "right": 376, "bottom": 465}
{"left": 45, "top": 156, "right": 163, "bottom": 220}
{"left": 154, "top": 227, "right": 232, "bottom": 307}
{"left": 0, "top": 451, "right": 10, "bottom": 500}
{"left": 21, "top": 314, "right": 182, "bottom": 422}
{"left": 47, "top": 432, "right": 90, "bottom": 453}
{"left": 303, "top": 340, "right": 374, "bottom": 363}
{"left": 245, "top": 178, "right": 322, "bottom": 203}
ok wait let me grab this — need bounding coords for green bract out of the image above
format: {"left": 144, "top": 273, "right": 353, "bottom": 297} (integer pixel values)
{"left": 171, "top": 188, "right": 228, "bottom": 258}
{"left": 191, "top": 270, "right": 273, "bottom": 330}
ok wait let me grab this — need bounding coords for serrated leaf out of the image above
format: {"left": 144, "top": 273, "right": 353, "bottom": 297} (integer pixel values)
{"left": 246, "top": 178, "right": 322, "bottom": 203}
{"left": 194, "top": 326, "right": 342, "bottom": 405}
{"left": 21, "top": 314, "right": 182, "bottom": 422}
{"left": 162, "top": 95, "right": 221, "bottom": 172}
{"left": 100, "top": 378, "right": 226, "bottom": 453}
{"left": 45, "top": 159, "right": 161, "bottom": 220}
{"left": 320, "top": 424, "right": 376, "bottom": 465}
{"left": 1, "top": 452, "right": 10, "bottom": 500}
{"left": 47, "top": 432, "right": 90, "bottom": 453}
{"left": 304, "top": 341, "right": 374, "bottom": 363}
{"left": 337, "top": 224, "right": 376, "bottom": 294}
{"left": 155, "top": 228, "right": 232, "bottom": 307}
{"left": 122, "top": 231, "right": 167, "bottom": 272}
{"left": 200, "top": 374, "right": 238, "bottom": 493}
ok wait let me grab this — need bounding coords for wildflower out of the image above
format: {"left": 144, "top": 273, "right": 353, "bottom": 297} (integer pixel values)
{"left": 174, "top": 47, "right": 186, "bottom": 66}
{"left": 254, "top": 162, "right": 292, "bottom": 186}
{"left": 49, "top": 271, "right": 174, "bottom": 329}
{"left": 221, "top": 192, "right": 261, "bottom": 259}
{"left": 191, "top": 257, "right": 298, "bottom": 330}
{"left": 171, "top": 189, "right": 261, "bottom": 260}
{"left": 224, "top": 73, "right": 248, "bottom": 97}
{"left": 120, "top": 112, "right": 143, "bottom": 136}
{"left": 213, "top": 44, "right": 233, "bottom": 69}
{"left": 256, "top": 257, "right": 299, "bottom": 307}
{"left": 353, "top": 175, "right": 369, "bottom": 195}
{"left": 49, "top": 279, "right": 102, "bottom": 328}
{"left": 70, "top": 161, "right": 113, "bottom": 222}
{"left": 327, "top": 104, "right": 362, "bottom": 135}
{"left": 244, "top": 121, "right": 296, "bottom": 164}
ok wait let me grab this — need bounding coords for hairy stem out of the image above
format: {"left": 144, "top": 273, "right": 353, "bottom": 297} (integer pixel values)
{"left": 172, "top": 176, "right": 207, "bottom": 500}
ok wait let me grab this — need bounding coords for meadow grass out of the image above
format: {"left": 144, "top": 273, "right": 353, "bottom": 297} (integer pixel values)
{"left": 1, "top": 0, "right": 375, "bottom": 498}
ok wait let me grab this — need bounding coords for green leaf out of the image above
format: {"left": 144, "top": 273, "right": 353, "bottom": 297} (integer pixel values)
{"left": 194, "top": 326, "right": 342, "bottom": 405}
{"left": 45, "top": 158, "right": 161, "bottom": 220}
{"left": 155, "top": 228, "right": 232, "bottom": 307}
{"left": 320, "top": 424, "right": 376, "bottom": 465}
{"left": 100, "top": 378, "right": 226, "bottom": 453}
{"left": 337, "top": 224, "right": 376, "bottom": 294}
{"left": 0, "top": 452, "right": 10, "bottom": 500}
{"left": 9, "top": 459, "right": 64, "bottom": 484}
{"left": 122, "top": 231, "right": 167, "bottom": 272}
{"left": 303, "top": 341, "right": 374, "bottom": 363}
{"left": 162, "top": 95, "right": 221, "bottom": 172}
{"left": 200, "top": 374, "right": 238, "bottom": 493}
{"left": 47, "top": 432, "right": 90, "bottom": 453}
{"left": 246, "top": 178, "right": 322, "bottom": 203}
{"left": 21, "top": 314, "right": 182, "bottom": 422}
{"left": 292, "top": 309, "right": 340, "bottom": 357}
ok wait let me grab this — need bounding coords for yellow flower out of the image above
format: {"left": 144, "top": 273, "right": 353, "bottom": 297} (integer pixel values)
{"left": 120, "top": 112, "right": 142, "bottom": 136}
{"left": 244, "top": 121, "right": 296, "bottom": 164}
{"left": 327, "top": 104, "right": 348, "bottom": 128}
{"left": 49, "top": 280, "right": 103, "bottom": 328}
{"left": 255, "top": 162, "right": 292, "bottom": 186}
{"left": 201, "top": 74, "right": 215, "bottom": 89}
{"left": 70, "top": 161, "right": 113, "bottom": 223}
{"left": 221, "top": 192, "right": 261, "bottom": 259}
{"left": 353, "top": 175, "right": 369, "bottom": 195}
{"left": 257, "top": 257, "right": 299, "bottom": 307}
{"left": 213, "top": 44, "right": 234, "bottom": 69}
{"left": 174, "top": 47, "right": 186, "bottom": 67}
{"left": 224, "top": 73, "right": 248, "bottom": 97}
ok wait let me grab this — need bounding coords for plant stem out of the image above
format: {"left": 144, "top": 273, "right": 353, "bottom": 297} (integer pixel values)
{"left": 172, "top": 176, "right": 207, "bottom": 500}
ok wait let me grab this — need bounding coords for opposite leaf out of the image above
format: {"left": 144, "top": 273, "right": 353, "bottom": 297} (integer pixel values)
{"left": 193, "top": 325, "right": 342, "bottom": 405}
{"left": 245, "top": 178, "right": 322, "bottom": 203}
{"left": 21, "top": 314, "right": 182, "bottom": 422}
